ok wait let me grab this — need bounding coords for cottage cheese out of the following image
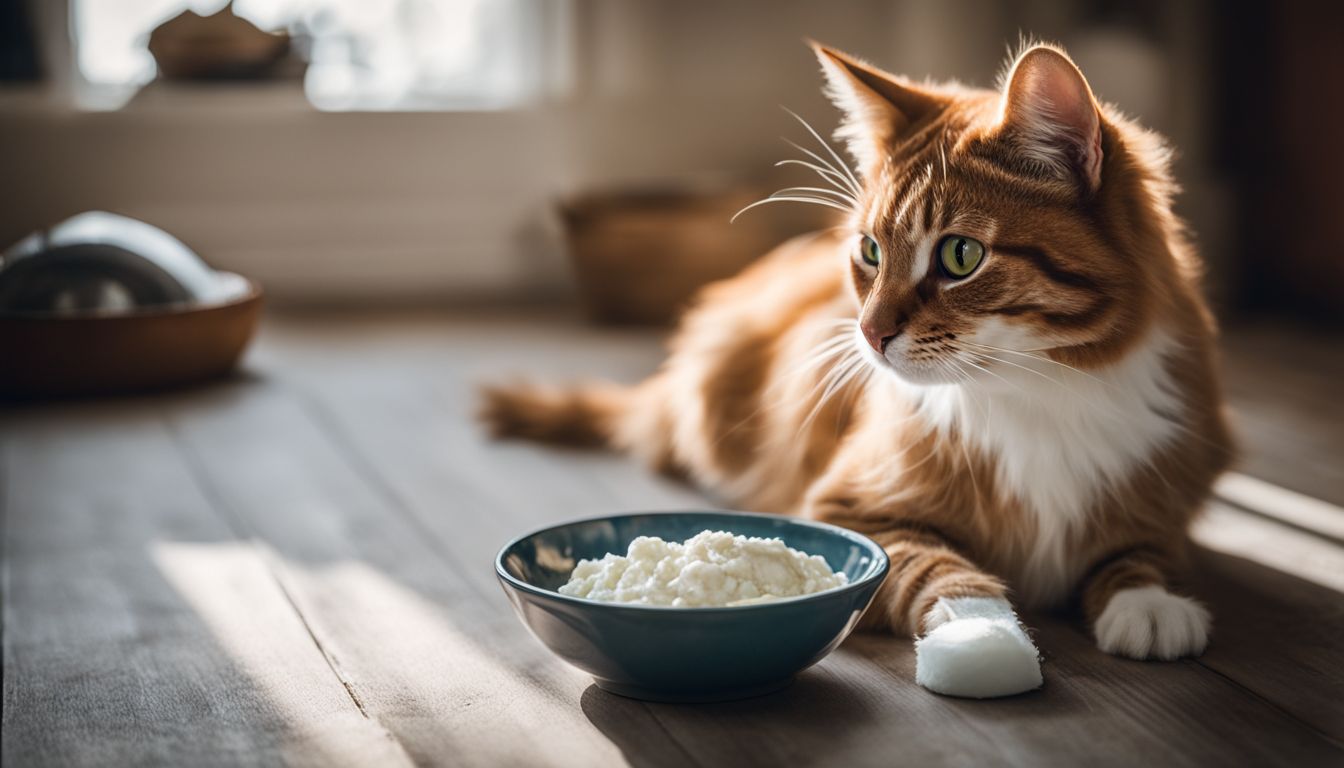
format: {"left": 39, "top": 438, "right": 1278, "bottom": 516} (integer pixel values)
{"left": 558, "top": 530, "right": 848, "bottom": 607}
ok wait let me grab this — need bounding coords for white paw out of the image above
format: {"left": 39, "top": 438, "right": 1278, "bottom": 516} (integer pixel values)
{"left": 1094, "top": 585, "right": 1211, "bottom": 661}
{"left": 921, "top": 597, "right": 958, "bottom": 632}
{"left": 915, "top": 597, "right": 1043, "bottom": 699}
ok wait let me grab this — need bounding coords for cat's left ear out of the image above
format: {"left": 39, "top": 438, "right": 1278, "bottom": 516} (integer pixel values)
{"left": 811, "top": 42, "right": 944, "bottom": 178}
{"left": 998, "top": 45, "right": 1103, "bottom": 192}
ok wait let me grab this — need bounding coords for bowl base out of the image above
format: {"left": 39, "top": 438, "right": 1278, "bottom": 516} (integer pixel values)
{"left": 593, "top": 676, "right": 794, "bottom": 704}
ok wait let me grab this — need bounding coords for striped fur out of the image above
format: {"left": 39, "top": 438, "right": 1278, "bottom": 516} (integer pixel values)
{"left": 480, "top": 43, "right": 1233, "bottom": 662}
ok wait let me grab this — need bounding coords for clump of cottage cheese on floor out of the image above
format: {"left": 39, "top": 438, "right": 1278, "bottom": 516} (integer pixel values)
{"left": 559, "top": 530, "right": 847, "bottom": 607}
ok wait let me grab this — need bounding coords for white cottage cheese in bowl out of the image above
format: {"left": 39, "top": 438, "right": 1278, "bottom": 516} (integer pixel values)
{"left": 558, "top": 529, "right": 848, "bottom": 607}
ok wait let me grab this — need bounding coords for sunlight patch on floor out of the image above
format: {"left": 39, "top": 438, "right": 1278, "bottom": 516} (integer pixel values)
{"left": 1192, "top": 505, "right": 1344, "bottom": 593}
{"left": 279, "top": 557, "right": 628, "bottom": 766}
{"left": 152, "top": 541, "right": 414, "bottom": 767}
{"left": 154, "top": 540, "right": 627, "bottom": 766}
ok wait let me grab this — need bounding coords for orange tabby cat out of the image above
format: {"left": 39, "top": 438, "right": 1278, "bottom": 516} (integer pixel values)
{"left": 481, "top": 42, "right": 1233, "bottom": 698}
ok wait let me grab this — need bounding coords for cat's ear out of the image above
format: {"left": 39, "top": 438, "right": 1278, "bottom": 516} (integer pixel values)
{"left": 998, "top": 45, "right": 1103, "bottom": 192}
{"left": 811, "top": 42, "right": 943, "bottom": 177}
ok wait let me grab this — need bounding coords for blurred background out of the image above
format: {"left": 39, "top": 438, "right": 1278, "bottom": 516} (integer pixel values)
{"left": 2, "top": 0, "right": 1341, "bottom": 319}
{"left": 1, "top": 1, "right": 1341, "bottom": 499}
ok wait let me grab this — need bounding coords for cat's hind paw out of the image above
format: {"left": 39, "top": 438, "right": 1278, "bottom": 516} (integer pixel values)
{"left": 1094, "top": 585, "right": 1210, "bottom": 661}
{"left": 914, "top": 597, "right": 1043, "bottom": 698}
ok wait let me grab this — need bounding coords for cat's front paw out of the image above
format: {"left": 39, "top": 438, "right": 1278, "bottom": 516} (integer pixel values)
{"left": 1094, "top": 585, "right": 1211, "bottom": 660}
{"left": 914, "top": 597, "right": 1043, "bottom": 698}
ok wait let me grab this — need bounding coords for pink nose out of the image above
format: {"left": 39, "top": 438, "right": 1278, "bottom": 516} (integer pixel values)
{"left": 861, "top": 321, "right": 897, "bottom": 354}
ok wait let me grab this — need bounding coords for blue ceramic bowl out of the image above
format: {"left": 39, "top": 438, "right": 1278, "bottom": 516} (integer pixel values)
{"left": 496, "top": 511, "right": 890, "bottom": 703}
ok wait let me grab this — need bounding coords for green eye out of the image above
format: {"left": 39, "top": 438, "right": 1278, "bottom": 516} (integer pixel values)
{"left": 938, "top": 236, "right": 985, "bottom": 278}
{"left": 859, "top": 235, "right": 881, "bottom": 267}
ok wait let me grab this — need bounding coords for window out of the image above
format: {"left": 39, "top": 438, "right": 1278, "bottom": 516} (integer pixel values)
{"left": 71, "top": 0, "right": 567, "bottom": 110}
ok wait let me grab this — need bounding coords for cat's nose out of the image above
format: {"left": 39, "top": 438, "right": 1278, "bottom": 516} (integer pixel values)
{"left": 861, "top": 321, "right": 900, "bottom": 354}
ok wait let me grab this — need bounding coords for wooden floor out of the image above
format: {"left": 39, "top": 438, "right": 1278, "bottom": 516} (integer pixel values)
{"left": 3, "top": 310, "right": 1342, "bottom": 767}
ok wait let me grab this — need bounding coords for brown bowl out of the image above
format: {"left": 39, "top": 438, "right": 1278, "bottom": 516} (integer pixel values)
{"left": 0, "top": 278, "right": 263, "bottom": 400}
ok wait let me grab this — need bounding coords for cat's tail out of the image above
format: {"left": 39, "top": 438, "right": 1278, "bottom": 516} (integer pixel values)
{"left": 477, "top": 379, "right": 633, "bottom": 449}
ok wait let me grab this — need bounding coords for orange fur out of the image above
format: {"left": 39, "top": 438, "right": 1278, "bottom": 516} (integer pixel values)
{"left": 481, "top": 43, "right": 1233, "bottom": 657}
{"left": 479, "top": 380, "right": 630, "bottom": 447}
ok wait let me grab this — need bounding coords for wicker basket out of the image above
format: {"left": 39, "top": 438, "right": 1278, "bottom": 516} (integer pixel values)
{"left": 561, "top": 185, "right": 839, "bottom": 325}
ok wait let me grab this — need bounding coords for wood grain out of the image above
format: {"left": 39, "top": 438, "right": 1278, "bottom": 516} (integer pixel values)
{"left": 0, "top": 403, "right": 410, "bottom": 767}
{"left": 162, "top": 384, "right": 631, "bottom": 767}
{"left": 1188, "top": 540, "right": 1344, "bottom": 744}
{"left": 3, "top": 310, "right": 1341, "bottom": 767}
{"left": 257, "top": 313, "right": 1343, "bottom": 767}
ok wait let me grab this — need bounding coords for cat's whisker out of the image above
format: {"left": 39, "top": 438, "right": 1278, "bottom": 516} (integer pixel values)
{"left": 775, "top": 157, "right": 860, "bottom": 195}
{"left": 801, "top": 352, "right": 867, "bottom": 431}
{"left": 832, "top": 362, "right": 875, "bottom": 434}
{"left": 778, "top": 339, "right": 860, "bottom": 403}
{"left": 802, "top": 333, "right": 856, "bottom": 355}
{"left": 806, "top": 325, "right": 857, "bottom": 346}
{"left": 781, "top": 139, "right": 860, "bottom": 197}
{"left": 816, "top": 317, "right": 861, "bottom": 328}
{"left": 967, "top": 350, "right": 1067, "bottom": 389}
{"left": 967, "top": 348, "right": 1164, "bottom": 430}
{"left": 810, "top": 333, "right": 858, "bottom": 353}
{"left": 935, "top": 362, "right": 981, "bottom": 428}
{"left": 957, "top": 354, "right": 1027, "bottom": 395}
{"left": 774, "top": 159, "right": 862, "bottom": 199}
{"left": 772, "top": 186, "right": 859, "bottom": 206}
{"left": 957, "top": 434, "right": 983, "bottom": 509}
{"left": 892, "top": 437, "right": 941, "bottom": 476}
{"left": 969, "top": 341, "right": 1061, "bottom": 354}
{"left": 753, "top": 114, "right": 870, "bottom": 222}
{"left": 769, "top": 192, "right": 852, "bottom": 207}
{"left": 967, "top": 353, "right": 1143, "bottom": 431}
{"left": 783, "top": 107, "right": 864, "bottom": 196}
{"left": 969, "top": 347, "right": 1216, "bottom": 461}
{"left": 772, "top": 322, "right": 862, "bottom": 395}
{"left": 825, "top": 360, "right": 869, "bottom": 418}
{"left": 801, "top": 366, "right": 851, "bottom": 427}
{"left": 731, "top": 195, "right": 852, "bottom": 223}
{"left": 717, "top": 326, "right": 860, "bottom": 449}
{"left": 942, "top": 359, "right": 992, "bottom": 424}
{"left": 960, "top": 340, "right": 1110, "bottom": 387}
{"left": 780, "top": 339, "right": 854, "bottom": 383}
{"left": 816, "top": 349, "right": 864, "bottom": 392}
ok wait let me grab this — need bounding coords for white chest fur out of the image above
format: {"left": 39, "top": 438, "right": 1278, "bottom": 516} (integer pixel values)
{"left": 912, "top": 329, "right": 1183, "bottom": 605}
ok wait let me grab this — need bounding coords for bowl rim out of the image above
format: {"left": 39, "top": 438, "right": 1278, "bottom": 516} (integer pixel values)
{"left": 495, "top": 509, "right": 890, "bottom": 614}
{"left": 0, "top": 273, "right": 262, "bottom": 322}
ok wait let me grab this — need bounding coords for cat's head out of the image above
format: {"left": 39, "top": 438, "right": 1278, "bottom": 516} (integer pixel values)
{"left": 804, "top": 42, "right": 1179, "bottom": 387}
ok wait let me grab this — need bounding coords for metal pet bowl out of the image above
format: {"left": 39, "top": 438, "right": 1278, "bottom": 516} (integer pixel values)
{"left": 0, "top": 212, "right": 263, "bottom": 399}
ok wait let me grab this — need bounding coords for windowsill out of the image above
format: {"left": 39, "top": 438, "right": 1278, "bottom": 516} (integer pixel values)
{"left": 117, "top": 80, "right": 316, "bottom": 114}
{"left": 0, "top": 80, "right": 554, "bottom": 118}
{"left": 0, "top": 81, "right": 312, "bottom": 116}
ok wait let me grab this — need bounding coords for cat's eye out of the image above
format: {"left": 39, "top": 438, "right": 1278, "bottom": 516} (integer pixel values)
{"left": 938, "top": 236, "right": 985, "bottom": 279}
{"left": 859, "top": 235, "right": 881, "bottom": 267}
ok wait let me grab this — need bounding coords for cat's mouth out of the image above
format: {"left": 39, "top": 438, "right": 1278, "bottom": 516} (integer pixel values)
{"left": 851, "top": 327, "right": 965, "bottom": 386}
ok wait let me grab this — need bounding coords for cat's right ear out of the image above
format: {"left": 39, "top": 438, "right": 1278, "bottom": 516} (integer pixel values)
{"left": 811, "top": 42, "right": 944, "bottom": 177}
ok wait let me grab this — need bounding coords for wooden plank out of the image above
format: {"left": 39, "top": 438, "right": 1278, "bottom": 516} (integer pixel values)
{"left": 1214, "top": 472, "right": 1344, "bottom": 544}
{"left": 161, "top": 382, "right": 633, "bottom": 767}
{"left": 8, "top": 311, "right": 1339, "bottom": 767}
{"left": 1220, "top": 323, "right": 1344, "bottom": 508}
{"left": 1192, "top": 503, "right": 1344, "bottom": 592}
{"left": 620, "top": 621, "right": 1343, "bottom": 768}
{"left": 256, "top": 322, "right": 1024, "bottom": 766}
{"left": 1190, "top": 506, "right": 1344, "bottom": 744}
{"left": 268, "top": 351, "right": 1021, "bottom": 767}
{"left": 0, "top": 403, "right": 409, "bottom": 768}
{"left": 269, "top": 314, "right": 1343, "bottom": 767}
